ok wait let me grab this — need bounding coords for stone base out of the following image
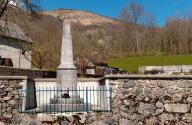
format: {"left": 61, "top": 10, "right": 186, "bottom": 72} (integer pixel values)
{"left": 40, "top": 104, "right": 92, "bottom": 112}
{"left": 57, "top": 68, "right": 77, "bottom": 90}
{"left": 39, "top": 94, "right": 89, "bottom": 112}
{"left": 50, "top": 97, "right": 84, "bottom": 104}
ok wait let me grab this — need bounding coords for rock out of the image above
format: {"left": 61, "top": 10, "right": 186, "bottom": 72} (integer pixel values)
{"left": 52, "top": 123, "right": 60, "bottom": 125}
{"left": 167, "top": 89, "right": 176, "bottom": 94}
{"left": 145, "top": 117, "right": 159, "bottom": 125}
{"left": 29, "top": 120, "right": 41, "bottom": 125}
{"left": 0, "top": 85, "right": 5, "bottom": 89}
{"left": 112, "top": 114, "right": 121, "bottom": 122}
{"left": 65, "top": 115, "right": 73, "bottom": 122}
{"left": 155, "top": 108, "right": 164, "bottom": 114}
{"left": 86, "top": 117, "right": 95, "bottom": 124}
{"left": 164, "top": 103, "right": 190, "bottom": 113}
{"left": 157, "top": 81, "right": 168, "bottom": 88}
{"left": 119, "top": 119, "right": 135, "bottom": 125}
{"left": 147, "top": 81, "right": 157, "bottom": 88}
{"left": 8, "top": 100, "right": 15, "bottom": 105}
{"left": 6, "top": 106, "right": 12, "bottom": 111}
{"left": 3, "top": 97, "right": 11, "bottom": 101}
{"left": 137, "top": 121, "right": 143, "bottom": 125}
{"left": 0, "top": 92, "right": 7, "bottom": 97}
{"left": 144, "top": 97, "right": 150, "bottom": 102}
{"left": 17, "top": 120, "right": 29, "bottom": 125}
{"left": 132, "top": 87, "right": 143, "bottom": 96}
{"left": 37, "top": 114, "right": 53, "bottom": 122}
{"left": 0, "top": 122, "right": 5, "bottom": 125}
{"left": 122, "top": 82, "right": 136, "bottom": 88}
{"left": 155, "top": 101, "right": 164, "bottom": 109}
{"left": 103, "top": 119, "right": 114, "bottom": 125}
{"left": 3, "top": 113, "right": 13, "bottom": 119}
{"left": 159, "top": 113, "right": 176, "bottom": 122}
{"left": 177, "top": 121, "right": 188, "bottom": 125}
{"left": 172, "top": 94, "right": 183, "bottom": 102}
{"left": 12, "top": 91, "right": 18, "bottom": 95}
{"left": 5, "top": 88, "right": 12, "bottom": 92}
{"left": 90, "top": 121, "right": 107, "bottom": 125}
{"left": 187, "top": 97, "right": 192, "bottom": 103}
{"left": 79, "top": 115, "right": 86, "bottom": 124}
{"left": 61, "top": 121, "right": 69, "bottom": 125}
{"left": 138, "top": 103, "right": 156, "bottom": 116}
{"left": 123, "top": 100, "right": 130, "bottom": 106}
{"left": 182, "top": 113, "right": 192, "bottom": 123}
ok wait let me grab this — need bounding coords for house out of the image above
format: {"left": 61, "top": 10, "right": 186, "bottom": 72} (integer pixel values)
{"left": 0, "top": 20, "right": 33, "bottom": 69}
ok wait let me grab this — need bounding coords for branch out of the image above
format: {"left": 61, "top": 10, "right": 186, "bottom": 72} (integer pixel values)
{"left": 0, "top": 0, "right": 9, "bottom": 18}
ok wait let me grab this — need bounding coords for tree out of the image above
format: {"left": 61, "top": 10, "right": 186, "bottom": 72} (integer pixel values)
{"left": 0, "top": 0, "right": 48, "bottom": 69}
{"left": 120, "top": 2, "right": 156, "bottom": 55}
{"left": 0, "top": 0, "right": 10, "bottom": 18}
{"left": 22, "top": 15, "right": 62, "bottom": 70}
{"left": 0, "top": 0, "right": 41, "bottom": 19}
{"left": 120, "top": 2, "right": 144, "bottom": 25}
{"left": 22, "top": 0, "right": 41, "bottom": 16}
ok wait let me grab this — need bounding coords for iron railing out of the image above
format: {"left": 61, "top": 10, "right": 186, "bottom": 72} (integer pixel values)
{"left": 17, "top": 87, "right": 112, "bottom": 114}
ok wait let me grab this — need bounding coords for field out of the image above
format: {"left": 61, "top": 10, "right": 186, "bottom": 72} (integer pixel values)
{"left": 108, "top": 55, "right": 192, "bottom": 73}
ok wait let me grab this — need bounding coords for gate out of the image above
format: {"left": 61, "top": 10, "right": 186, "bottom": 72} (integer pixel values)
{"left": 17, "top": 87, "right": 112, "bottom": 114}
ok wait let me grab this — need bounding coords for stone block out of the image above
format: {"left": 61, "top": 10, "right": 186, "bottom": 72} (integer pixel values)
{"left": 3, "top": 97, "right": 11, "bottom": 101}
{"left": 172, "top": 94, "right": 183, "bottom": 102}
{"left": 122, "top": 82, "right": 136, "bottom": 88}
{"left": 0, "top": 122, "right": 5, "bottom": 125}
{"left": 37, "top": 114, "right": 53, "bottom": 122}
{"left": 182, "top": 113, "right": 192, "bottom": 123}
{"left": 164, "top": 103, "right": 190, "bottom": 113}
{"left": 119, "top": 119, "right": 135, "bottom": 125}
{"left": 29, "top": 120, "right": 41, "bottom": 125}
{"left": 159, "top": 113, "right": 176, "bottom": 122}
{"left": 90, "top": 121, "right": 107, "bottom": 125}
{"left": 187, "top": 97, "right": 192, "bottom": 103}
{"left": 155, "top": 101, "right": 164, "bottom": 109}
{"left": 2, "top": 113, "right": 13, "bottom": 119}
{"left": 138, "top": 103, "right": 156, "bottom": 116}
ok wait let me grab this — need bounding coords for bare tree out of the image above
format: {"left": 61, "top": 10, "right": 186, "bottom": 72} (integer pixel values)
{"left": 120, "top": 2, "right": 144, "bottom": 25}
{"left": 0, "top": 0, "right": 41, "bottom": 19}
{"left": 0, "top": 0, "right": 9, "bottom": 18}
{"left": 120, "top": 2, "right": 150, "bottom": 55}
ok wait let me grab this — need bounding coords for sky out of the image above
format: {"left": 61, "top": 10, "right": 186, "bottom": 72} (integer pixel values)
{"left": 39, "top": 0, "right": 192, "bottom": 27}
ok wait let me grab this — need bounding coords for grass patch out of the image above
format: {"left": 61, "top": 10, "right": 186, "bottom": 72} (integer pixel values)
{"left": 108, "top": 55, "right": 192, "bottom": 73}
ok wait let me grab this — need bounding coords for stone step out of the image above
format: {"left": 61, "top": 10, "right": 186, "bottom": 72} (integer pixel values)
{"left": 40, "top": 104, "right": 93, "bottom": 112}
{"left": 50, "top": 98, "right": 84, "bottom": 104}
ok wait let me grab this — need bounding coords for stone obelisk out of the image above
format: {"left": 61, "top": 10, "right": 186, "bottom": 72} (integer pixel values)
{"left": 57, "top": 15, "right": 77, "bottom": 92}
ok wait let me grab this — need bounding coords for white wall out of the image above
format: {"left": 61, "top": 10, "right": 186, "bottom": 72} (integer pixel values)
{"left": 0, "top": 37, "right": 31, "bottom": 69}
{"left": 34, "top": 78, "right": 111, "bottom": 111}
{"left": 139, "top": 65, "right": 192, "bottom": 74}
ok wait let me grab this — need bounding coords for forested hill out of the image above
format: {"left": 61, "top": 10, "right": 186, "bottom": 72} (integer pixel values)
{"left": 42, "top": 9, "right": 192, "bottom": 57}
{"left": 3, "top": 8, "right": 192, "bottom": 70}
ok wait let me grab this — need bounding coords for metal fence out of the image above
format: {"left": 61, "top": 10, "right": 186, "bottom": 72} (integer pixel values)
{"left": 17, "top": 87, "right": 112, "bottom": 114}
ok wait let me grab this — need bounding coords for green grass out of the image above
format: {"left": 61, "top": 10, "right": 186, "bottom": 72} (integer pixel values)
{"left": 108, "top": 55, "right": 192, "bottom": 73}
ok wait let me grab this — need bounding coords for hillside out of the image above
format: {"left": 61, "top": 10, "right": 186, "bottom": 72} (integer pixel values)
{"left": 3, "top": 8, "right": 126, "bottom": 69}
{"left": 42, "top": 9, "right": 121, "bottom": 26}
{"left": 3, "top": 8, "right": 192, "bottom": 71}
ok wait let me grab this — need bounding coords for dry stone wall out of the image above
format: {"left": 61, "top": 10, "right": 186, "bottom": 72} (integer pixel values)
{"left": 110, "top": 78, "right": 192, "bottom": 125}
{"left": 0, "top": 80, "right": 22, "bottom": 125}
{"left": 1, "top": 76, "right": 192, "bottom": 125}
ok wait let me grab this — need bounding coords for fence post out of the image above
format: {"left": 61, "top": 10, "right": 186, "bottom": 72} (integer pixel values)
{"left": 86, "top": 87, "right": 88, "bottom": 112}
{"left": 21, "top": 79, "right": 27, "bottom": 112}
{"left": 109, "top": 87, "right": 112, "bottom": 112}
